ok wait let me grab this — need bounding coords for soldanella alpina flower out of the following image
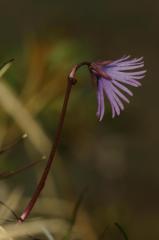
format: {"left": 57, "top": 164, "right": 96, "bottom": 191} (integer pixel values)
{"left": 18, "top": 55, "right": 146, "bottom": 222}
{"left": 89, "top": 56, "right": 146, "bottom": 121}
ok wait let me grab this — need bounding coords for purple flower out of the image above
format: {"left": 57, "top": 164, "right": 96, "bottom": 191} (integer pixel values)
{"left": 89, "top": 56, "right": 146, "bottom": 121}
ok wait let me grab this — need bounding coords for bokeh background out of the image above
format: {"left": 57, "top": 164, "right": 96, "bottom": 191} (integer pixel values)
{"left": 0, "top": 0, "right": 157, "bottom": 239}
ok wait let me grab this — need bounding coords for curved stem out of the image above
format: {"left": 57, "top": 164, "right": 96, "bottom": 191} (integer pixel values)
{"left": 18, "top": 62, "right": 90, "bottom": 222}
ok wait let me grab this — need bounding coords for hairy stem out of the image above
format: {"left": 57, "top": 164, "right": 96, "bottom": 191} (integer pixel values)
{"left": 18, "top": 62, "right": 90, "bottom": 222}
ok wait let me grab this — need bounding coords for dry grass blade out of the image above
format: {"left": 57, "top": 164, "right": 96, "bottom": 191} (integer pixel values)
{"left": 0, "top": 201, "right": 19, "bottom": 221}
{"left": 63, "top": 189, "right": 87, "bottom": 239}
{"left": 0, "top": 80, "right": 51, "bottom": 154}
{"left": 0, "top": 219, "right": 70, "bottom": 240}
{"left": 0, "top": 189, "right": 22, "bottom": 222}
{"left": 114, "top": 222, "right": 128, "bottom": 240}
{"left": 0, "top": 226, "right": 13, "bottom": 240}
{"left": 0, "top": 60, "right": 14, "bottom": 78}
{"left": 41, "top": 226, "right": 55, "bottom": 240}
{"left": 71, "top": 188, "right": 87, "bottom": 225}
{"left": 0, "top": 133, "right": 27, "bottom": 155}
{"left": 98, "top": 226, "right": 109, "bottom": 240}
{"left": 0, "top": 159, "right": 42, "bottom": 180}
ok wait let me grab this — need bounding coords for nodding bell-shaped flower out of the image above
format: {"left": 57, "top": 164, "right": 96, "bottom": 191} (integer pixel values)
{"left": 89, "top": 56, "right": 146, "bottom": 121}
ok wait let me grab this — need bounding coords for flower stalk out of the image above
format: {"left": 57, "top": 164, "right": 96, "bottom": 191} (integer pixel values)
{"left": 18, "top": 62, "right": 90, "bottom": 222}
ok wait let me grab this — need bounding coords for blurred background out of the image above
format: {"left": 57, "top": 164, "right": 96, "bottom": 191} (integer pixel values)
{"left": 0, "top": 0, "right": 157, "bottom": 239}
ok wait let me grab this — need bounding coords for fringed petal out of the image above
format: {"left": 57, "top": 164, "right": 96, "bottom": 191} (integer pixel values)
{"left": 94, "top": 56, "right": 145, "bottom": 120}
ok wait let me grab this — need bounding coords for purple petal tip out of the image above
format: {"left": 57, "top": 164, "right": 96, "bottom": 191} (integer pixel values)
{"left": 93, "top": 55, "right": 146, "bottom": 120}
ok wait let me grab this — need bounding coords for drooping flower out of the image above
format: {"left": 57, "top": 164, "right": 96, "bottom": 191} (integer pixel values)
{"left": 89, "top": 56, "right": 146, "bottom": 121}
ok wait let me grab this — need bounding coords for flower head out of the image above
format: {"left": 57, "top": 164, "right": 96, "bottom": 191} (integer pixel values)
{"left": 89, "top": 56, "right": 146, "bottom": 121}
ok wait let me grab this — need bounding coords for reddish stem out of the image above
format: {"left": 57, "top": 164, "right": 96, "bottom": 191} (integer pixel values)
{"left": 18, "top": 62, "right": 90, "bottom": 222}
